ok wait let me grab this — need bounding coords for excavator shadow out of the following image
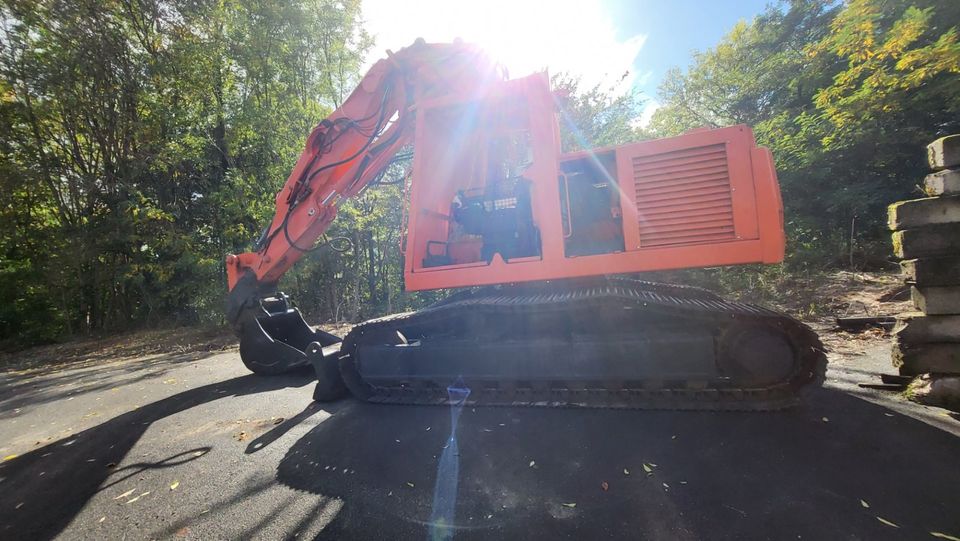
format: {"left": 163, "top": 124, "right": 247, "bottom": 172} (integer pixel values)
{"left": 0, "top": 370, "right": 315, "bottom": 540}
{"left": 277, "top": 387, "right": 960, "bottom": 541}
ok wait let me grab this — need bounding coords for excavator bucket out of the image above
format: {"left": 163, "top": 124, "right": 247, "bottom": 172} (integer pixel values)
{"left": 236, "top": 293, "right": 341, "bottom": 376}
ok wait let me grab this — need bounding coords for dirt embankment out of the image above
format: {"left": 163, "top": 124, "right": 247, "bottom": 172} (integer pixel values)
{"left": 0, "top": 326, "right": 238, "bottom": 374}
{"left": 1, "top": 271, "right": 910, "bottom": 373}
{"left": 763, "top": 270, "right": 910, "bottom": 356}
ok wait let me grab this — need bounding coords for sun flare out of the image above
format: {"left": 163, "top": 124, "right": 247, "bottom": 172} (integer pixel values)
{"left": 362, "top": 0, "right": 647, "bottom": 93}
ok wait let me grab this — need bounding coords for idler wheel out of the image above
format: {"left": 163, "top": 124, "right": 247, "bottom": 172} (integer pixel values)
{"left": 719, "top": 324, "right": 797, "bottom": 387}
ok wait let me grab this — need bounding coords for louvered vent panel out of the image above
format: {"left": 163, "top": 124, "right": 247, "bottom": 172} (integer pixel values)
{"left": 633, "top": 143, "right": 735, "bottom": 247}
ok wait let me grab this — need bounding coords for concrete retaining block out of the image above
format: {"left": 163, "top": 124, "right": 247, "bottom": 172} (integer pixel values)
{"left": 912, "top": 286, "right": 960, "bottom": 315}
{"left": 888, "top": 196, "right": 960, "bottom": 230}
{"left": 905, "top": 374, "right": 960, "bottom": 412}
{"left": 894, "top": 339, "right": 960, "bottom": 376}
{"left": 925, "top": 169, "right": 960, "bottom": 196}
{"left": 892, "top": 223, "right": 960, "bottom": 259}
{"left": 901, "top": 257, "right": 960, "bottom": 287}
{"left": 928, "top": 134, "right": 960, "bottom": 170}
{"left": 894, "top": 313, "right": 960, "bottom": 343}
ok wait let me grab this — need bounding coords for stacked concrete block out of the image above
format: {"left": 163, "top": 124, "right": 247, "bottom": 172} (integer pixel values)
{"left": 889, "top": 135, "right": 960, "bottom": 377}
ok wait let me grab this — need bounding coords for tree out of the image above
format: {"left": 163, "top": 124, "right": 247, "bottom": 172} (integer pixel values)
{"left": 0, "top": 0, "right": 370, "bottom": 345}
{"left": 650, "top": 0, "right": 960, "bottom": 270}
{"left": 552, "top": 73, "right": 648, "bottom": 151}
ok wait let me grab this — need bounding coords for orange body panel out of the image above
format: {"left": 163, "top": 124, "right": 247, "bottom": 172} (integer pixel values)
{"left": 403, "top": 74, "right": 784, "bottom": 291}
{"left": 225, "top": 41, "right": 785, "bottom": 297}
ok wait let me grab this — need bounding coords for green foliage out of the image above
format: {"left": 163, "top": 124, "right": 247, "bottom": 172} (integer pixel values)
{"left": 651, "top": 0, "right": 960, "bottom": 272}
{"left": 0, "top": 0, "right": 370, "bottom": 345}
{"left": 551, "top": 73, "right": 648, "bottom": 151}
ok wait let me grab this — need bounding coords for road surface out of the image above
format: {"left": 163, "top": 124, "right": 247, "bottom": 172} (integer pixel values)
{"left": 1, "top": 338, "right": 959, "bottom": 540}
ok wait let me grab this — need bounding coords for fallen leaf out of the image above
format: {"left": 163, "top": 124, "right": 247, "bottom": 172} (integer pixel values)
{"left": 931, "top": 532, "right": 960, "bottom": 541}
{"left": 170, "top": 481, "right": 180, "bottom": 490}
{"left": 623, "top": 468, "right": 630, "bottom": 476}
{"left": 126, "top": 491, "right": 150, "bottom": 504}
{"left": 273, "top": 417, "right": 284, "bottom": 425}
{"left": 601, "top": 481, "right": 609, "bottom": 491}
{"left": 561, "top": 503, "right": 576, "bottom": 508}
{"left": 860, "top": 499, "right": 870, "bottom": 508}
{"left": 98, "top": 516, "right": 105, "bottom": 523}
{"left": 822, "top": 417, "right": 829, "bottom": 423}
{"left": 529, "top": 461, "right": 536, "bottom": 468}
{"left": 643, "top": 464, "right": 653, "bottom": 474}
{"left": 3, "top": 454, "right": 18, "bottom": 461}
{"left": 406, "top": 482, "right": 415, "bottom": 488}
{"left": 876, "top": 516, "right": 899, "bottom": 528}
{"left": 649, "top": 463, "right": 658, "bottom": 467}
{"left": 114, "top": 489, "right": 135, "bottom": 500}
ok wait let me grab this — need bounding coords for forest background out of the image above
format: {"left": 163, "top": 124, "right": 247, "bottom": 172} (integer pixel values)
{"left": 0, "top": 0, "right": 958, "bottom": 346}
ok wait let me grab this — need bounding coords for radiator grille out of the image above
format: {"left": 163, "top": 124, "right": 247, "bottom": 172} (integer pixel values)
{"left": 633, "top": 143, "right": 735, "bottom": 247}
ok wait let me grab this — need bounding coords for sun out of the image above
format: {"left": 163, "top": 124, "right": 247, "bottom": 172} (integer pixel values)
{"left": 363, "top": 0, "right": 647, "bottom": 93}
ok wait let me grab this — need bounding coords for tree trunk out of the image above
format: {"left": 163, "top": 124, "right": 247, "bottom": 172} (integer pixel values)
{"left": 350, "top": 230, "right": 361, "bottom": 321}
{"left": 366, "top": 229, "right": 377, "bottom": 309}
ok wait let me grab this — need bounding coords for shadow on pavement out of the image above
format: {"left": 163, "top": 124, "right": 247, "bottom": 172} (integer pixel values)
{"left": 0, "top": 369, "right": 315, "bottom": 540}
{"left": 0, "top": 351, "right": 219, "bottom": 418}
{"left": 277, "top": 387, "right": 960, "bottom": 541}
{"left": 245, "top": 401, "right": 336, "bottom": 455}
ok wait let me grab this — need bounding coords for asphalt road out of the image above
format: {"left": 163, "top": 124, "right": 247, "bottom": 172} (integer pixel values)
{"left": 1, "top": 339, "right": 959, "bottom": 540}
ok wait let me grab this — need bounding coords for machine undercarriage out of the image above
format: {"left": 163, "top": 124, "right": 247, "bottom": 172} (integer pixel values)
{"left": 303, "top": 279, "right": 826, "bottom": 410}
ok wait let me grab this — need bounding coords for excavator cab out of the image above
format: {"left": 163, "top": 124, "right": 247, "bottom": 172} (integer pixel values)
{"left": 429, "top": 132, "right": 541, "bottom": 266}
{"left": 406, "top": 72, "right": 557, "bottom": 279}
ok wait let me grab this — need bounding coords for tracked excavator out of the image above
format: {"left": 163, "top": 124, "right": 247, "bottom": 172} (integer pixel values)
{"left": 225, "top": 40, "right": 825, "bottom": 410}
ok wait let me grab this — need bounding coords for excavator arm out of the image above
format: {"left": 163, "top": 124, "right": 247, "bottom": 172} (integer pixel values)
{"left": 224, "top": 41, "right": 504, "bottom": 374}
{"left": 226, "top": 41, "right": 501, "bottom": 298}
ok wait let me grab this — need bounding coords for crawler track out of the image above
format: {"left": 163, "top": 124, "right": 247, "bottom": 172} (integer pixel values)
{"left": 338, "top": 279, "right": 825, "bottom": 411}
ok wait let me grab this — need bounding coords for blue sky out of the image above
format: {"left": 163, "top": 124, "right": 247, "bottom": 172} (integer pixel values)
{"left": 606, "top": 0, "right": 773, "bottom": 99}
{"left": 361, "top": 0, "right": 774, "bottom": 122}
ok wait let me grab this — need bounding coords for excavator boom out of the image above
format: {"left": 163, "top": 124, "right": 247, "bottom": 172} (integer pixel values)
{"left": 226, "top": 41, "right": 502, "bottom": 294}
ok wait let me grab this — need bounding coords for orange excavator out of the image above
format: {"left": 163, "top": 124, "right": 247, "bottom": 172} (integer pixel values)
{"left": 225, "top": 40, "right": 824, "bottom": 410}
